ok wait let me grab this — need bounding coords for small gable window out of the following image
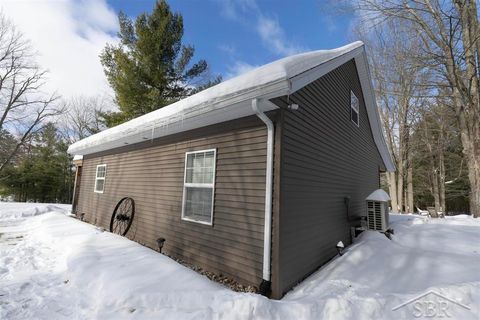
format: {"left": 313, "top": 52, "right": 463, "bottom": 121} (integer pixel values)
{"left": 351, "top": 91, "right": 359, "bottom": 127}
{"left": 94, "top": 164, "right": 107, "bottom": 193}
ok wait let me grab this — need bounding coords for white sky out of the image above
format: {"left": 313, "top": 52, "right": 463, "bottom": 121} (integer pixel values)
{"left": 0, "top": 0, "right": 118, "bottom": 98}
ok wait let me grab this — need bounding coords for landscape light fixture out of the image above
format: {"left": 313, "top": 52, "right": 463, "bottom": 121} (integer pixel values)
{"left": 156, "top": 237, "right": 166, "bottom": 253}
{"left": 336, "top": 241, "right": 345, "bottom": 256}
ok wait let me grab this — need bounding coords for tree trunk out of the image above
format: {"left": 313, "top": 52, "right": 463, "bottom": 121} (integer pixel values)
{"left": 397, "top": 157, "right": 404, "bottom": 213}
{"left": 470, "top": 171, "right": 480, "bottom": 218}
{"left": 432, "top": 168, "right": 440, "bottom": 218}
{"left": 388, "top": 171, "right": 398, "bottom": 212}
{"left": 452, "top": 0, "right": 480, "bottom": 217}
{"left": 439, "top": 148, "right": 446, "bottom": 214}
{"left": 464, "top": 137, "right": 480, "bottom": 217}
{"left": 456, "top": 98, "right": 480, "bottom": 217}
{"left": 407, "top": 166, "right": 414, "bottom": 213}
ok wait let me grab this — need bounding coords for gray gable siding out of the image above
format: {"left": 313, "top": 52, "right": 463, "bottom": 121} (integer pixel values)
{"left": 271, "top": 59, "right": 385, "bottom": 298}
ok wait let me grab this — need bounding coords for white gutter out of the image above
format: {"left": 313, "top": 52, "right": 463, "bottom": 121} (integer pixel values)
{"left": 252, "top": 98, "right": 274, "bottom": 293}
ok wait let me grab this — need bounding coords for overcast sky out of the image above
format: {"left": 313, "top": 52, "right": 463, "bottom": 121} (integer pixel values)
{"left": 0, "top": 0, "right": 355, "bottom": 101}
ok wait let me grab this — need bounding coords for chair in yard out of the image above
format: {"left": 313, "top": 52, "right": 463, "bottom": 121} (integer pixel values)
{"left": 416, "top": 207, "right": 430, "bottom": 217}
{"left": 426, "top": 207, "right": 437, "bottom": 217}
{"left": 425, "top": 206, "right": 445, "bottom": 218}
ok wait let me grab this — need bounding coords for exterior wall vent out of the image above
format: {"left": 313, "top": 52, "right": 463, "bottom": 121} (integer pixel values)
{"left": 365, "top": 189, "right": 390, "bottom": 232}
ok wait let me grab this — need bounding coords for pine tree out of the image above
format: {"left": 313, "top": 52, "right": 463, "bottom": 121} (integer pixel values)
{"left": 0, "top": 123, "right": 74, "bottom": 203}
{"left": 0, "top": 129, "right": 17, "bottom": 165}
{"left": 100, "top": 0, "right": 220, "bottom": 127}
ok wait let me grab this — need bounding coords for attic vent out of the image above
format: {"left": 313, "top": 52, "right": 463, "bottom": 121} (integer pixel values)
{"left": 365, "top": 189, "right": 390, "bottom": 232}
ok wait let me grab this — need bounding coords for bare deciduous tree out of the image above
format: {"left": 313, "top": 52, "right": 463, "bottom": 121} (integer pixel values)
{"left": 351, "top": 0, "right": 480, "bottom": 216}
{"left": 358, "top": 19, "right": 427, "bottom": 213}
{"left": 59, "top": 95, "right": 110, "bottom": 144}
{"left": 0, "top": 12, "right": 61, "bottom": 173}
{"left": 413, "top": 98, "right": 457, "bottom": 215}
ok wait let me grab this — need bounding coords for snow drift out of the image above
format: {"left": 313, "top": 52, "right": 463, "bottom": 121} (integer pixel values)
{"left": 1, "top": 203, "right": 479, "bottom": 319}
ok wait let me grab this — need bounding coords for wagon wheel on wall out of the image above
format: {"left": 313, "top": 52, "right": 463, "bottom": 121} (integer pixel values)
{"left": 110, "top": 197, "right": 135, "bottom": 236}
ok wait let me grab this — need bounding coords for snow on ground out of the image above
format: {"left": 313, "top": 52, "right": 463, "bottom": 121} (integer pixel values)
{"left": 1, "top": 203, "right": 479, "bottom": 319}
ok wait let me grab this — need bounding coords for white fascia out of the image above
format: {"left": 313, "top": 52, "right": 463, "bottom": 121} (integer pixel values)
{"left": 68, "top": 79, "right": 289, "bottom": 156}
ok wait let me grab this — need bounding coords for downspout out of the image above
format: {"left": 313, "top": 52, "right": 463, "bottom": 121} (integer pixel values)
{"left": 252, "top": 98, "right": 274, "bottom": 296}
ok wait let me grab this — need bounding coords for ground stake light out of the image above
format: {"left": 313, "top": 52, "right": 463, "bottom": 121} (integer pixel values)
{"left": 336, "top": 241, "right": 345, "bottom": 256}
{"left": 157, "top": 237, "right": 166, "bottom": 253}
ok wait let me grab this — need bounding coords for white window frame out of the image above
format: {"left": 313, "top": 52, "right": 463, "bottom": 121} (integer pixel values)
{"left": 94, "top": 164, "right": 107, "bottom": 193}
{"left": 351, "top": 90, "right": 360, "bottom": 127}
{"left": 181, "top": 149, "right": 216, "bottom": 225}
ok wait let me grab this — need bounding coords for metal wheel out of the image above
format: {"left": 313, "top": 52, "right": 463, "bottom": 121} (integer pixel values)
{"left": 110, "top": 197, "right": 135, "bottom": 236}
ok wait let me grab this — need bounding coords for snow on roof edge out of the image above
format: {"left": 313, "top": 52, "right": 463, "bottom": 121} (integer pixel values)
{"left": 67, "top": 42, "right": 364, "bottom": 156}
{"left": 354, "top": 50, "right": 396, "bottom": 172}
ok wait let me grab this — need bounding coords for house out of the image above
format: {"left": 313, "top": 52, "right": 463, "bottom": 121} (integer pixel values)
{"left": 68, "top": 41, "right": 395, "bottom": 299}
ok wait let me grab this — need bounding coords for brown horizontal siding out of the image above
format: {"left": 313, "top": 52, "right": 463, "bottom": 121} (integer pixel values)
{"left": 272, "top": 60, "right": 385, "bottom": 297}
{"left": 76, "top": 116, "right": 267, "bottom": 286}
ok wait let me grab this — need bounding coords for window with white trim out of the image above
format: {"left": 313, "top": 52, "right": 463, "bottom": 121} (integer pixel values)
{"left": 94, "top": 164, "right": 107, "bottom": 193}
{"left": 182, "top": 149, "right": 216, "bottom": 225}
{"left": 351, "top": 90, "right": 360, "bottom": 126}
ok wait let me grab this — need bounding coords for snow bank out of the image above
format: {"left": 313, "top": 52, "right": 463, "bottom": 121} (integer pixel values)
{"left": 1, "top": 203, "right": 479, "bottom": 319}
{"left": 0, "top": 202, "right": 71, "bottom": 219}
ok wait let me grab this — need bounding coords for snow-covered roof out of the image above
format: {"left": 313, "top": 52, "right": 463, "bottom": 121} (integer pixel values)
{"left": 68, "top": 41, "right": 395, "bottom": 171}
{"left": 366, "top": 189, "right": 391, "bottom": 202}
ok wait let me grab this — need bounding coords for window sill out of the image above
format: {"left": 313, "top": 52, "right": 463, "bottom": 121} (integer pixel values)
{"left": 181, "top": 216, "right": 213, "bottom": 226}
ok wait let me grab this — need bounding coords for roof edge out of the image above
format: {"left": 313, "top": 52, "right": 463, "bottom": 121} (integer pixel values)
{"left": 67, "top": 40, "right": 395, "bottom": 170}
{"left": 289, "top": 42, "right": 364, "bottom": 92}
{"left": 355, "top": 50, "right": 396, "bottom": 171}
